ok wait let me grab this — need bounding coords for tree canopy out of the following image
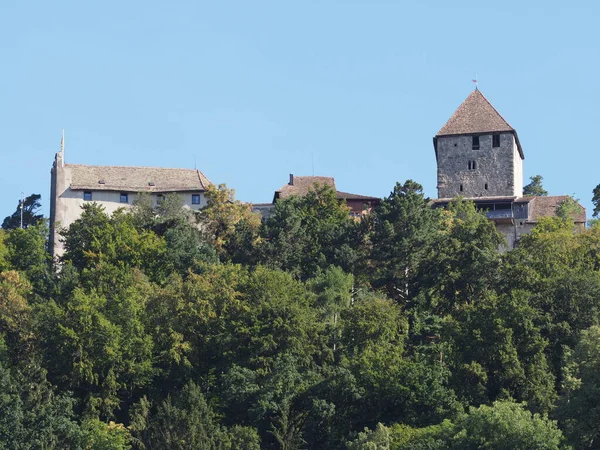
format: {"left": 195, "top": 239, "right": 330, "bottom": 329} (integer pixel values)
{"left": 0, "top": 180, "right": 597, "bottom": 448}
{"left": 523, "top": 175, "right": 548, "bottom": 196}
{"left": 2, "top": 193, "right": 44, "bottom": 230}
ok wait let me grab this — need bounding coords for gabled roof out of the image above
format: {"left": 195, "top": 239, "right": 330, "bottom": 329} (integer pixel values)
{"left": 435, "top": 89, "right": 524, "bottom": 159}
{"left": 527, "top": 195, "right": 586, "bottom": 224}
{"left": 68, "top": 164, "right": 211, "bottom": 193}
{"left": 275, "top": 176, "right": 335, "bottom": 200}
{"left": 273, "top": 175, "right": 379, "bottom": 204}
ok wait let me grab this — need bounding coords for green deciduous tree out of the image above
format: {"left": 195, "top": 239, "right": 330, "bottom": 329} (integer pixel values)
{"left": 420, "top": 199, "right": 503, "bottom": 312}
{"left": 130, "top": 382, "right": 260, "bottom": 450}
{"left": 0, "top": 271, "right": 35, "bottom": 363}
{"left": 558, "top": 325, "right": 600, "bottom": 449}
{"left": 80, "top": 419, "right": 131, "bottom": 450}
{"left": 0, "top": 343, "right": 83, "bottom": 449}
{"left": 442, "top": 290, "right": 555, "bottom": 412}
{"left": 260, "top": 183, "right": 358, "bottom": 279}
{"left": 0, "top": 231, "right": 9, "bottom": 273}
{"left": 4, "top": 223, "right": 53, "bottom": 297}
{"left": 199, "top": 184, "right": 262, "bottom": 262}
{"left": 347, "top": 423, "right": 390, "bottom": 450}
{"left": 36, "top": 283, "right": 154, "bottom": 419}
{"left": 61, "top": 204, "right": 169, "bottom": 283}
{"left": 556, "top": 195, "right": 582, "bottom": 222}
{"left": 369, "top": 401, "right": 565, "bottom": 450}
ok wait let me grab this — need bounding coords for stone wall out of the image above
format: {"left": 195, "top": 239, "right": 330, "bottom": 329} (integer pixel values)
{"left": 436, "top": 132, "right": 522, "bottom": 198}
{"left": 495, "top": 221, "right": 535, "bottom": 251}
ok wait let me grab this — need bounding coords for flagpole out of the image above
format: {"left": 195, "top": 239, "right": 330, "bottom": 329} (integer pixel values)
{"left": 20, "top": 192, "right": 24, "bottom": 229}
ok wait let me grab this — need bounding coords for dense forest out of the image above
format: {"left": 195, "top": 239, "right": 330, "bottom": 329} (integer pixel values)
{"left": 1, "top": 181, "right": 599, "bottom": 449}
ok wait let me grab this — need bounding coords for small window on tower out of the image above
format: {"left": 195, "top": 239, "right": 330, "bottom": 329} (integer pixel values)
{"left": 473, "top": 161, "right": 477, "bottom": 170}
{"left": 493, "top": 134, "right": 500, "bottom": 148}
{"left": 84, "top": 191, "right": 92, "bottom": 201}
{"left": 460, "top": 184, "right": 463, "bottom": 192}
{"left": 485, "top": 183, "right": 488, "bottom": 190}
{"left": 468, "top": 160, "right": 477, "bottom": 170}
{"left": 472, "top": 135, "right": 480, "bottom": 150}
{"left": 192, "top": 194, "right": 200, "bottom": 205}
{"left": 120, "top": 193, "right": 128, "bottom": 203}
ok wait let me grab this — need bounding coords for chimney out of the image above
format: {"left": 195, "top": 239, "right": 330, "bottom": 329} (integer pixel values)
{"left": 289, "top": 173, "right": 294, "bottom": 185}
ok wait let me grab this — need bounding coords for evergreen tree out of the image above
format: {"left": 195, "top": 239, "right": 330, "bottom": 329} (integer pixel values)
{"left": 523, "top": 175, "right": 548, "bottom": 196}
{"left": 1, "top": 194, "right": 44, "bottom": 230}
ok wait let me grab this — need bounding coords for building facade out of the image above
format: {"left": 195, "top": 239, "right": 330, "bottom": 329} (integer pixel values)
{"left": 432, "top": 89, "right": 585, "bottom": 249}
{"left": 434, "top": 89, "right": 524, "bottom": 199}
{"left": 49, "top": 142, "right": 212, "bottom": 257}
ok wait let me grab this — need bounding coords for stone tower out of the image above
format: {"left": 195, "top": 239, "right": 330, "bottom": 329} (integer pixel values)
{"left": 433, "top": 89, "right": 524, "bottom": 199}
{"left": 49, "top": 134, "right": 66, "bottom": 259}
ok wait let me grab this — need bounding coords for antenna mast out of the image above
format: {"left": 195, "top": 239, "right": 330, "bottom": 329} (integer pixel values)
{"left": 20, "top": 192, "right": 24, "bottom": 229}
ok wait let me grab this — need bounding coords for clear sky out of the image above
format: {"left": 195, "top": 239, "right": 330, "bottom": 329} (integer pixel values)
{"left": 2, "top": 0, "right": 599, "bottom": 219}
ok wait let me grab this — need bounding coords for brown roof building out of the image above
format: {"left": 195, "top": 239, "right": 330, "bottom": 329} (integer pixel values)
{"left": 252, "top": 174, "right": 379, "bottom": 219}
{"left": 68, "top": 164, "right": 211, "bottom": 193}
{"left": 49, "top": 141, "right": 212, "bottom": 258}
{"left": 433, "top": 89, "right": 586, "bottom": 249}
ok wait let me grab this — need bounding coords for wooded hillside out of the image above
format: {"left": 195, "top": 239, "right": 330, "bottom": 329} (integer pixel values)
{"left": 1, "top": 182, "right": 597, "bottom": 449}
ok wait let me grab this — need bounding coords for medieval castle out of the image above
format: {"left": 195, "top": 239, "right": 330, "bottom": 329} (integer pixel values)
{"left": 49, "top": 89, "right": 585, "bottom": 256}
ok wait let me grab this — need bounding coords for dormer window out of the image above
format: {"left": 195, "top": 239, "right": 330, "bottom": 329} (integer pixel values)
{"left": 492, "top": 133, "right": 500, "bottom": 148}
{"left": 472, "top": 136, "right": 480, "bottom": 150}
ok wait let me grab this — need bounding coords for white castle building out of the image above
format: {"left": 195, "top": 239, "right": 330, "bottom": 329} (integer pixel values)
{"left": 49, "top": 137, "right": 212, "bottom": 257}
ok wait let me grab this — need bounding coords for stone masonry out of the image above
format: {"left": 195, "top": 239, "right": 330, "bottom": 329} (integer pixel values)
{"left": 436, "top": 132, "right": 523, "bottom": 198}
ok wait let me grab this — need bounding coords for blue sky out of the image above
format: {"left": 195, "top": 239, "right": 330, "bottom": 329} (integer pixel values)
{"left": 1, "top": 0, "right": 599, "bottom": 219}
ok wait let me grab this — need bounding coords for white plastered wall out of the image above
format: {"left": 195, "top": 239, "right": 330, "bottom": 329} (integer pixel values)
{"left": 51, "top": 163, "right": 206, "bottom": 258}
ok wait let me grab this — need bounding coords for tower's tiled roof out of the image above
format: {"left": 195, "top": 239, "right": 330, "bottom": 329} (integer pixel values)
{"left": 68, "top": 164, "right": 211, "bottom": 192}
{"left": 436, "top": 89, "right": 524, "bottom": 158}
{"left": 437, "top": 89, "right": 514, "bottom": 136}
